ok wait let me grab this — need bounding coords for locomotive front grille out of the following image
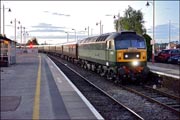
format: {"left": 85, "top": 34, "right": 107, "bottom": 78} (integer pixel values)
{"left": 123, "top": 52, "right": 140, "bottom": 59}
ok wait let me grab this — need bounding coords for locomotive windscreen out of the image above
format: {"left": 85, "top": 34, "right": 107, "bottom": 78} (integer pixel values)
{"left": 115, "top": 33, "right": 146, "bottom": 49}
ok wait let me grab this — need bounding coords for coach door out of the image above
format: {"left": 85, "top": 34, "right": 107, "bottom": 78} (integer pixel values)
{"left": 106, "top": 40, "right": 115, "bottom": 66}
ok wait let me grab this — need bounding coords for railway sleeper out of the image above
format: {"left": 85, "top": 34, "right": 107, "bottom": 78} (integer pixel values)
{"left": 169, "top": 104, "right": 180, "bottom": 108}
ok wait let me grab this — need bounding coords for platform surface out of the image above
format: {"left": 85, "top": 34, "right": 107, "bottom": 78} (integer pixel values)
{"left": 1, "top": 53, "right": 103, "bottom": 120}
{"left": 147, "top": 62, "right": 180, "bottom": 79}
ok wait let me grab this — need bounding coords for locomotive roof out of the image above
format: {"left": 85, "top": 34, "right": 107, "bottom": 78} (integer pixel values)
{"left": 79, "top": 31, "right": 137, "bottom": 44}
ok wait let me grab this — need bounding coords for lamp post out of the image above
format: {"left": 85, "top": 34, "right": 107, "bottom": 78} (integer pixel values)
{"left": 10, "top": 18, "right": 20, "bottom": 42}
{"left": 23, "top": 27, "right": 25, "bottom": 44}
{"left": 23, "top": 27, "right": 26, "bottom": 49}
{"left": 106, "top": 11, "right": 121, "bottom": 32}
{"left": 101, "top": 25, "right": 103, "bottom": 34}
{"left": 169, "top": 20, "right": 171, "bottom": 49}
{"left": 146, "top": 0, "right": 155, "bottom": 64}
{"left": 96, "top": 20, "right": 102, "bottom": 35}
{"left": 17, "top": 25, "right": 23, "bottom": 47}
{"left": 2, "top": 4, "right": 11, "bottom": 35}
{"left": 91, "top": 28, "right": 93, "bottom": 36}
{"left": 23, "top": 31, "right": 29, "bottom": 44}
{"left": 65, "top": 31, "right": 69, "bottom": 42}
{"left": 113, "top": 12, "right": 121, "bottom": 32}
{"left": 85, "top": 26, "right": 89, "bottom": 37}
{"left": 72, "top": 29, "right": 76, "bottom": 42}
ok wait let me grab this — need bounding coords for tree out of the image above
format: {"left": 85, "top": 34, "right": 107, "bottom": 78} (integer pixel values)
{"left": 114, "top": 5, "right": 146, "bottom": 35}
{"left": 26, "top": 37, "right": 39, "bottom": 45}
{"left": 31, "top": 37, "right": 39, "bottom": 45}
{"left": 26, "top": 40, "right": 31, "bottom": 45}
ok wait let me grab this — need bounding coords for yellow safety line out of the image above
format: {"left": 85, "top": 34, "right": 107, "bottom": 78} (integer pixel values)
{"left": 32, "top": 55, "right": 41, "bottom": 120}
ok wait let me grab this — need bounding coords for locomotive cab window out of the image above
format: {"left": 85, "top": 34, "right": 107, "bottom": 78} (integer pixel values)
{"left": 115, "top": 34, "right": 146, "bottom": 50}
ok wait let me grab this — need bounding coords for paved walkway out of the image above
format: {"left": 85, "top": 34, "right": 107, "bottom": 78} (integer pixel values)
{"left": 147, "top": 62, "right": 180, "bottom": 79}
{"left": 1, "top": 53, "right": 102, "bottom": 119}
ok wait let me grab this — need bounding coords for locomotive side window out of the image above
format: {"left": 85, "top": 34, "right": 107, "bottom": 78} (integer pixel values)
{"left": 109, "top": 41, "right": 112, "bottom": 49}
{"left": 107, "top": 40, "right": 114, "bottom": 50}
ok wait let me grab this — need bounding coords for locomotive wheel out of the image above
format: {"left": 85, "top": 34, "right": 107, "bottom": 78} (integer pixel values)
{"left": 106, "top": 70, "right": 115, "bottom": 80}
{"left": 83, "top": 64, "right": 87, "bottom": 69}
{"left": 99, "top": 68, "right": 105, "bottom": 76}
{"left": 96, "top": 66, "right": 102, "bottom": 74}
{"left": 113, "top": 75, "right": 125, "bottom": 84}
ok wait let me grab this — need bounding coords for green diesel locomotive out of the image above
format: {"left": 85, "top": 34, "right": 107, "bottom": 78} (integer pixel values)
{"left": 78, "top": 31, "right": 149, "bottom": 82}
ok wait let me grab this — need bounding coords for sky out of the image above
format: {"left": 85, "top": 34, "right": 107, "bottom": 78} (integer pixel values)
{"left": 1, "top": 1, "right": 179, "bottom": 45}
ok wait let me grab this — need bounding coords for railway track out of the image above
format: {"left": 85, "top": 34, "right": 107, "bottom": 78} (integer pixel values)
{"left": 120, "top": 85, "right": 180, "bottom": 116}
{"left": 49, "top": 55, "right": 143, "bottom": 120}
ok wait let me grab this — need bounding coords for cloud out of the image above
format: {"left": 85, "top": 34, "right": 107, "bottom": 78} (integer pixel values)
{"left": 29, "top": 29, "right": 65, "bottom": 33}
{"left": 43, "top": 11, "right": 49, "bottom": 13}
{"left": 30, "top": 23, "right": 68, "bottom": 34}
{"left": 26, "top": 22, "right": 90, "bottom": 42}
{"left": 31, "top": 23, "right": 66, "bottom": 29}
{"left": 147, "top": 23, "right": 179, "bottom": 42}
{"left": 43, "top": 11, "right": 70, "bottom": 17}
{"left": 34, "top": 34, "right": 87, "bottom": 39}
{"left": 52, "top": 12, "right": 70, "bottom": 17}
{"left": 30, "top": 23, "right": 89, "bottom": 34}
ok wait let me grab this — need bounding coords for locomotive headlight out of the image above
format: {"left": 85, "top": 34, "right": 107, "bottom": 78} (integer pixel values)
{"left": 132, "top": 61, "right": 139, "bottom": 66}
{"left": 136, "top": 54, "right": 139, "bottom": 58}
{"left": 125, "top": 54, "right": 128, "bottom": 58}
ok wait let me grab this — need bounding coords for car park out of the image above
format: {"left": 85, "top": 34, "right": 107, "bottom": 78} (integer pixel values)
{"left": 167, "top": 55, "right": 180, "bottom": 64}
{"left": 155, "top": 49, "right": 180, "bottom": 63}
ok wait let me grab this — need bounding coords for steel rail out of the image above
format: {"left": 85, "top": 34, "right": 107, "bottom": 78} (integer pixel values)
{"left": 144, "top": 85, "right": 180, "bottom": 101}
{"left": 120, "top": 85, "right": 180, "bottom": 116}
{"left": 49, "top": 55, "right": 144, "bottom": 120}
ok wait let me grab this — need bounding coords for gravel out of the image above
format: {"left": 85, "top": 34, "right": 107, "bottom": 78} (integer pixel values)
{"left": 56, "top": 57, "right": 180, "bottom": 120}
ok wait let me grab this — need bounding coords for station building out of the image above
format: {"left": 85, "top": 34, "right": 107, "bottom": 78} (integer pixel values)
{"left": 0, "top": 34, "right": 16, "bottom": 67}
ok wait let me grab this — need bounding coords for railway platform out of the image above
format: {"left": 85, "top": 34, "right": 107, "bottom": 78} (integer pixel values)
{"left": 147, "top": 62, "right": 180, "bottom": 79}
{"left": 0, "top": 52, "right": 103, "bottom": 119}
